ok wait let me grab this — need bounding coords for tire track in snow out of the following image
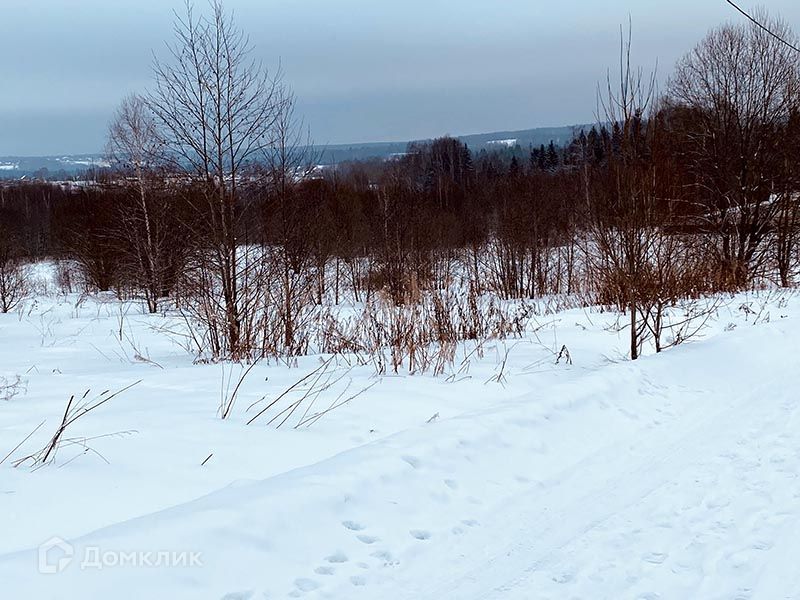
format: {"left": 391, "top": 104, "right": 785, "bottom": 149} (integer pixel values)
{"left": 375, "top": 377, "right": 800, "bottom": 600}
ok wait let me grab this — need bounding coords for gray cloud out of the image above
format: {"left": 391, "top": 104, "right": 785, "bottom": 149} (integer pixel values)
{"left": 1, "top": 0, "right": 799, "bottom": 155}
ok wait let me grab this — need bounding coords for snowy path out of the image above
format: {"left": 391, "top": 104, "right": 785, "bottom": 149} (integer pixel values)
{"left": 382, "top": 378, "right": 800, "bottom": 600}
{"left": 2, "top": 296, "right": 800, "bottom": 599}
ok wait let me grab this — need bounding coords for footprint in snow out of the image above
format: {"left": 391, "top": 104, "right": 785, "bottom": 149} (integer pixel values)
{"left": 314, "top": 566, "right": 335, "bottom": 575}
{"left": 410, "top": 529, "right": 431, "bottom": 540}
{"left": 342, "top": 520, "right": 365, "bottom": 531}
{"left": 293, "top": 578, "right": 319, "bottom": 592}
{"left": 642, "top": 552, "right": 668, "bottom": 565}
{"left": 325, "top": 551, "right": 348, "bottom": 563}
{"left": 551, "top": 571, "right": 575, "bottom": 584}
{"left": 751, "top": 540, "right": 773, "bottom": 551}
{"left": 357, "top": 534, "right": 379, "bottom": 544}
{"left": 371, "top": 549, "right": 399, "bottom": 566}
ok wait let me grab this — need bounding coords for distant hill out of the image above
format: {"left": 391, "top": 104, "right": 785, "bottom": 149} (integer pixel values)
{"left": 0, "top": 155, "right": 109, "bottom": 179}
{"left": 0, "top": 124, "right": 589, "bottom": 178}
{"left": 319, "top": 124, "right": 587, "bottom": 164}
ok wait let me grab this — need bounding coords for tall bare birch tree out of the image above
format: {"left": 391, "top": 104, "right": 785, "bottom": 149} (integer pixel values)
{"left": 147, "top": 0, "right": 284, "bottom": 358}
{"left": 107, "top": 94, "right": 172, "bottom": 313}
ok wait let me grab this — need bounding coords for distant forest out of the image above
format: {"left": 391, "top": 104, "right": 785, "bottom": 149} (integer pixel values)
{"left": 0, "top": 124, "right": 583, "bottom": 180}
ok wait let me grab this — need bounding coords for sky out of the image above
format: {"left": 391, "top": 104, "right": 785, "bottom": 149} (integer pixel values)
{"left": 1, "top": 0, "right": 799, "bottom": 156}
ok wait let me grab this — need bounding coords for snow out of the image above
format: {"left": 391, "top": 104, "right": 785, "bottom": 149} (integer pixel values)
{"left": 487, "top": 138, "right": 518, "bottom": 147}
{"left": 55, "top": 157, "right": 112, "bottom": 168}
{"left": 1, "top": 269, "right": 799, "bottom": 599}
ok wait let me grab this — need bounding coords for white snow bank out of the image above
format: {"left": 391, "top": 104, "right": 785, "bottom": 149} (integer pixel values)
{"left": 1, "top": 288, "right": 798, "bottom": 598}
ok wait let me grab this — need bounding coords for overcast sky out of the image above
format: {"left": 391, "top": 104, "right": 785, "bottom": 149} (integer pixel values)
{"left": 1, "top": 0, "right": 799, "bottom": 155}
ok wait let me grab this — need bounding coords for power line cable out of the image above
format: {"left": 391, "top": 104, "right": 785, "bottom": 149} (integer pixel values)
{"left": 724, "top": 0, "right": 800, "bottom": 53}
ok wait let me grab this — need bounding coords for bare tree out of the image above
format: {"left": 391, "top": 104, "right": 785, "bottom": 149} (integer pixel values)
{"left": 0, "top": 228, "right": 27, "bottom": 313}
{"left": 668, "top": 11, "right": 800, "bottom": 288}
{"left": 587, "top": 24, "right": 662, "bottom": 360}
{"left": 147, "top": 0, "right": 284, "bottom": 358}
{"left": 261, "top": 84, "right": 319, "bottom": 353}
{"left": 107, "top": 94, "right": 175, "bottom": 313}
{"left": 773, "top": 100, "right": 800, "bottom": 287}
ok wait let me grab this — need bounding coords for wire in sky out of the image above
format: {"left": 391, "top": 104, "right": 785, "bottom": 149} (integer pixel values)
{"left": 724, "top": 0, "right": 800, "bottom": 54}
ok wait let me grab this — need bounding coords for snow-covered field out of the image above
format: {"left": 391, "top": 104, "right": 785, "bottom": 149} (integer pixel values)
{"left": 1, "top": 271, "right": 799, "bottom": 599}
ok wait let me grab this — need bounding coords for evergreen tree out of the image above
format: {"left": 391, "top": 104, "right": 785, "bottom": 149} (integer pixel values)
{"left": 546, "top": 141, "right": 560, "bottom": 171}
{"left": 537, "top": 144, "right": 547, "bottom": 170}
{"left": 528, "top": 146, "right": 538, "bottom": 172}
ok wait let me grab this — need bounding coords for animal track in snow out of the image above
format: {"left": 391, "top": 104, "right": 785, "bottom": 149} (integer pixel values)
{"left": 642, "top": 552, "right": 668, "bottom": 565}
{"left": 357, "top": 534, "right": 379, "bottom": 544}
{"left": 293, "top": 578, "right": 319, "bottom": 592}
{"left": 342, "top": 520, "right": 365, "bottom": 531}
{"left": 371, "top": 549, "right": 399, "bottom": 566}
{"left": 410, "top": 529, "right": 431, "bottom": 540}
{"left": 325, "top": 551, "right": 348, "bottom": 563}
